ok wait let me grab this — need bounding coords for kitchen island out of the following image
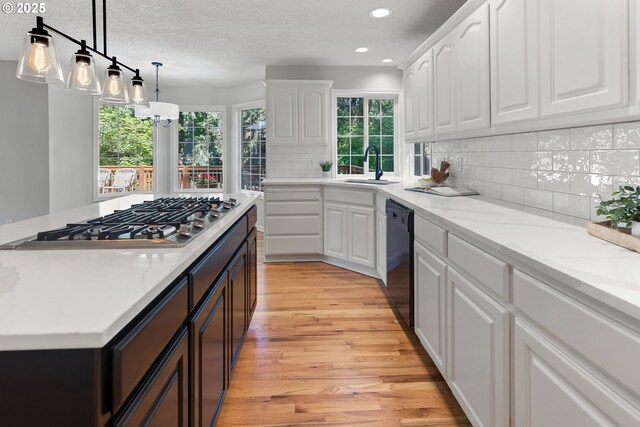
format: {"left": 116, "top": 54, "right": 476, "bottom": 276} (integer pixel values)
{"left": 0, "top": 192, "right": 259, "bottom": 427}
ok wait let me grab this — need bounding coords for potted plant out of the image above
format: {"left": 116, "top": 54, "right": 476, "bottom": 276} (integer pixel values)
{"left": 596, "top": 185, "right": 640, "bottom": 236}
{"left": 194, "top": 174, "right": 219, "bottom": 189}
{"left": 319, "top": 161, "right": 333, "bottom": 178}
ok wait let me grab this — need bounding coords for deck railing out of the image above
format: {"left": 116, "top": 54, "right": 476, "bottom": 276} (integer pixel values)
{"left": 99, "top": 166, "right": 224, "bottom": 192}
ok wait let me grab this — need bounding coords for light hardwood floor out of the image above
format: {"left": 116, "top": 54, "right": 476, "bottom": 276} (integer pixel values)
{"left": 217, "top": 233, "right": 470, "bottom": 426}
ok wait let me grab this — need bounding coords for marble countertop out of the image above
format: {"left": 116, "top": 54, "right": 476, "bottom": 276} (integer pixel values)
{"left": 0, "top": 192, "right": 259, "bottom": 351}
{"left": 263, "top": 178, "right": 640, "bottom": 320}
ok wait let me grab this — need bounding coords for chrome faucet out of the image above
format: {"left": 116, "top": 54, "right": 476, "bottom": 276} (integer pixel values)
{"left": 363, "top": 145, "right": 384, "bottom": 181}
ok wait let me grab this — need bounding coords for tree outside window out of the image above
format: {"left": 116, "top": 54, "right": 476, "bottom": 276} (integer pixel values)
{"left": 240, "top": 107, "right": 266, "bottom": 191}
{"left": 178, "top": 111, "right": 224, "bottom": 190}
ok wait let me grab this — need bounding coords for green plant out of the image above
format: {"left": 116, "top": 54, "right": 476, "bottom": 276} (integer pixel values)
{"left": 319, "top": 161, "right": 333, "bottom": 172}
{"left": 596, "top": 185, "right": 640, "bottom": 228}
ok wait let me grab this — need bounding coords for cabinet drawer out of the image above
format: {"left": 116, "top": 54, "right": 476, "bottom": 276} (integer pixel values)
{"left": 266, "top": 235, "right": 322, "bottom": 255}
{"left": 111, "top": 278, "right": 188, "bottom": 412}
{"left": 266, "top": 201, "right": 321, "bottom": 215}
{"left": 190, "top": 216, "right": 247, "bottom": 307}
{"left": 265, "top": 188, "right": 320, "bottom": 201}
{"left": 266, "top": 216, "right": 321, "bottom": 235}
{"left": 375, "top": 194, "right": 387, "bottom": 212}
{"left": 448, "top": 234, "right": 509, "bottom": 299}
{"left": 514, "top": 270, "right": 640, "bottom": 397}
{"left": 324, "top": 188, "right": 373, "bottom": 206}
{"left": 414, "top": 214, "right": 447, "bottom": 256}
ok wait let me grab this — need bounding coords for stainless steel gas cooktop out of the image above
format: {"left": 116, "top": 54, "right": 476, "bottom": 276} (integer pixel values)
{"left": 1, "top": 196, "right": 240, "bottom": 250}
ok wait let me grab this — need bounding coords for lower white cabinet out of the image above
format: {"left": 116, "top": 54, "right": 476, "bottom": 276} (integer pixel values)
{"left": 323, "top": 203, "right": 348, "bottom": 259}
{"left": 447, "top": 267, "right": 509, "bottom": 427}
{"left": 515, "top": 318, "right": 640, "bottom": 427}
{"left": 376, "top": 210, "right": 386, "bottom": 284}
{"left": 414, "top": 241, "right": 447, "bottom": 373}
{"left": 347, "top": 206, "right": 375, "bottom": 268}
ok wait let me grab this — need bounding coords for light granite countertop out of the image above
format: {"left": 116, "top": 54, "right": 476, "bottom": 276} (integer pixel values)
{"left": 0, "top": 192, "right": 259, "bottom": 351}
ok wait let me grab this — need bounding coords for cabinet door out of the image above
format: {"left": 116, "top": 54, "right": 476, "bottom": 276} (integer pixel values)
{"left": 228, "top": 247, "right": 247, "bottom": 374}
{"left": 347, "top": 206, "right": 375, "bottom": 268}
{"left": 267, "top": 84, "right": 298, "bottom": 144}
{"left": 416, "top": 50, "right": 434, "bottom": 139}
{"left": 114, "top": 328, "right": 189, "bottom": 427}
{"left": 447, "top": 268, "right": 509, "bottom": 427}
{"left": 539, "top": 0, "right": 628, "bottom": 117}
{"left": 247, "top": 230, "right": 258, "bottom": 321}
{"left": 403, "top": 66, "right": 417, "bottom": 141}
{"left": 298, "top": 85, "right": 328, "bottom": 144}
{"left": 414, "top": 242, "right": 447, "bottom": 374}
{"left": 455, "top": 3, "right": 490, "bottom": 131}
{"left": 490, "top": 0, "right": 539, "bottom": 124}
{"left": 191, "top": 274, "right": 228, "bottom": 427}
{"left": 515, "top": 319, "right": 640, "bottom": 427}
{"left": 376, "top": 210, "right": 386, "bottom": 284}
{"left": 324, "top": 202, "right": 348, "bottom": 260}
{"left": 434, "top": 34, "right": 456, "bottom": 135}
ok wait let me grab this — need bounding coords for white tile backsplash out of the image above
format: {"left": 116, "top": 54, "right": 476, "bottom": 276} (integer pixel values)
{"left": 266, "top": 143, "right": 331, "bottom": 179}
{"left": 434, "top": 122, "right": 640, "bottom": 220}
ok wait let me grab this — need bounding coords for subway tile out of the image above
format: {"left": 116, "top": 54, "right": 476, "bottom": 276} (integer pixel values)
{"left": 538, "top": 171, "right": 571, "bottom": 193}
{"left": 501, "top": 185, "right": 525, "bottom": 204}
{"left": 467, "top": 180, "right": 484, "bottom": 193}
{"left": 282, "top": 153, "right": 300, "bottom": 161}
{"left": 523, "top": 151, "right": 553, "bottom": 170}
{"left": 474, "top": 167, "right": 492, "bottom": 182}
{"left": 491, "top": 135, "right": 512, "bottom": 151}
{"left": 502, "top": 151, "right": 525, "bottom": 169}
{"left": 553, "top": 193, "right": 591, "bottom": 219}
{"left": 512, "top": 170, "right": 538, "bottom": 188}
{"left": 552, "top": 151, "right": 589, "bottom": 172}
{"left": 308, "top": 144, "right": 328, "bottom": 154}
{"left": 483, "top": 182, "right": 503, "bottom": 199}
{"left": 476, "top": 137, "right": 493, "bottom": 152}
{"left": 613, "top": 176, "right": 640, "bottom": 188}
{"left": 614, "top": 122, "right": 640, "bottom": 149}
{"left": 274, "top": 145, "right": 292, "bottom": 154}
{"left": 524, "top": 188, "right": 554, "bottom": 211}
{"left": 570, "top": 125, "right": 613, "bottom": 150}
{"left": 512, "top": 132, "right": 538, "bottom": 151}
{"left": 290, "top": 145, "right": 309, "bottom": 154}
{"left": 538, "top": 129, "right": 570, "bottom": 150}
{"left": 569, "top": 173, "right": 613, "bottom": 198}
{"left": 492, "top": 168, "right": 513, "bottom": 184}
{"left": 590, "top": 150, "right": 640, "bottom": 175}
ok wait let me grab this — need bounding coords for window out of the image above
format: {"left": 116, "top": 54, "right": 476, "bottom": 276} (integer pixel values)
{"left": 414, "top": 143, "right": 431, "bottom": 176}
{"left": 98, "top": 105, "right": 154, "bottom": 195}
{"left": 177, "top": 109, "right": 224, "bottom": 190}
{"left": 336, "top": 96, "right": 396, "bottom": 175}
{"left": 240, "top": 107, "right": 266, "bottom": 191}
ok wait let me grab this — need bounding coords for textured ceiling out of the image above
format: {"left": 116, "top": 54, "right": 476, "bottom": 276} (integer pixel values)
{"left": 0, "top": 0, "right": 466, "bottom": 87}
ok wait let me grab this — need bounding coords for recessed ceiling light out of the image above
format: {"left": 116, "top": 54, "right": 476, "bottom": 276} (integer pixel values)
{"left": 370, "top": 8, "right": 392, "bottom": 18}
{"left": 381, "top": 58, "right": 395, "bottom": 63}
{"left": 355, "top": 47, "right": 370, "bottom": 53}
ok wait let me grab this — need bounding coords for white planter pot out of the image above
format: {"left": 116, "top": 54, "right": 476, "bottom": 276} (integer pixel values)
{"left": 322, "top": 171, "right": 331, "bottom": 178}
{"left": 632, "top": 221, "right": 640, "bottom": 237}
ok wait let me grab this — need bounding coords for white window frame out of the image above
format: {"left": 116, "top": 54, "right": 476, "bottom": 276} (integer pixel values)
{"left": 93, "top": 97, "right": 157, "bottom": 201}
{"left": 331, "top": 89, "right": 402, "bottom": 178}
{"left": 232, "top": 99, "right": 266, "bottom": 193}
{"left": 170, "top": 105, "right": 227, "bottom": 193}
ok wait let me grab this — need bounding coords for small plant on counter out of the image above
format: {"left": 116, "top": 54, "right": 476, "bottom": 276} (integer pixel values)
{"left": 596, "top": 185, "right": 640, "bottom": 235}
{"left": 319, "top": 161, "right": 333, "bottom": 172}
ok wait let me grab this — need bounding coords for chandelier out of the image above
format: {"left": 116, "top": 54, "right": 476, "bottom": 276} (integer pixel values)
{"left": 134, "top": 62, "right": 179, "bottom": 127}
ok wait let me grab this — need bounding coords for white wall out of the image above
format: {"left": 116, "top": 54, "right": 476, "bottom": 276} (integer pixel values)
{"left": 0, "top": 60, "right": 49, "bottom": 223}
{"left": 265, "top": 66, "right": 402, "bottom": 90}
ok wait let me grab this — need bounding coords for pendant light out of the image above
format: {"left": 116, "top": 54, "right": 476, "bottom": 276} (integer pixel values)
{"left": 135, "top": 62, "right": 179, "bottom": 127}
{"left": 128, "top": 69, "right": 149, "bottom": 107}
{"left": 100, "top": 57, "right": 129, "bottom": 104}
{"left": 16, "top": 16, "right": 63, "bottom": 84}
{"left": 66, "top": 40, "right": 101, "bottom": 94}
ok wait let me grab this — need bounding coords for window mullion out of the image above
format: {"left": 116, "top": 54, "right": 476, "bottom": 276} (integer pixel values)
{"left": 363, "top": 97, "right": 370, "bottom": 177}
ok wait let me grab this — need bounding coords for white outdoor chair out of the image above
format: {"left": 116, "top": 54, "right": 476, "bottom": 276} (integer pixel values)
{"left": 102, "top": 168, "right": 137, "bottom": 193}
{"left": 98, "top": 168, "right": 112, "bottom": 193}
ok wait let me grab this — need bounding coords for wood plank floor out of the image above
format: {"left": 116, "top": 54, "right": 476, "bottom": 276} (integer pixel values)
{"left": 217, "top": 233, "right": 470, "bottom": 426}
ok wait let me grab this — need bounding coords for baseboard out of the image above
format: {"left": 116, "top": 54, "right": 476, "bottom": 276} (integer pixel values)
{"left": 264, "top": 254, "right": 323, "bottom": 263}
{"left": 322, "top": 256, "right": 380, "bottom": 279}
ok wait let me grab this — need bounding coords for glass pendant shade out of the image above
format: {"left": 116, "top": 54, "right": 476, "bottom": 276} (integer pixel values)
{"left": 16, "top": 30, "right": 63, "bottom": 84}
{"left": 128, "top": 72, "right": 149, "bottom": 107}
{"left": 66, "top": 42, "right": 101, "bottom": 94}
{"left": 100, "top": 58, "right": 129, "bottom": 104}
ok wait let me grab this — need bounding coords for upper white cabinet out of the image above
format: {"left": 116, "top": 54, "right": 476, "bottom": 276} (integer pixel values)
{"left": 403, "top": 65, "right": 417, "bottom": 141}
{"left": 416, "top": 50, "right": 435, "bottom": 139}
{"left": 490, "top": 0, "right": 539, "bottom": 124}
{"left": 434, "top": 34, "right": 457, "bottom": 135}
{"left": 539, "top": 0, "right": 628, "bottom": 117}
{"left": 266, "top": 80, "right": 332, "bottom": 144}
{"left": 454, "top": 3, "right": 490, "bottom": 131}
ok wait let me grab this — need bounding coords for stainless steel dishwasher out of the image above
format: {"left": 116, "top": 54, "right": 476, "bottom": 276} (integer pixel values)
{"left": 386, "top": 199, "right": 414, "bottom": 328}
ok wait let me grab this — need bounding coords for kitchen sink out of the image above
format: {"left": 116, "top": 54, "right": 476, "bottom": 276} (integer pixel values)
{"left": 344, "top": 179, "right": 395, "bottom": 185}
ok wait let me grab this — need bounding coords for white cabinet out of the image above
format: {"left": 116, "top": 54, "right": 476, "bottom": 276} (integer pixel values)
{"left": 447, "top": 267, "right": 509, "bottom": 427}
{"left": 490, "top": 0, "right": 539, "bottom": 124}
{"left": 434, "top": 34, "right": 456, "bottom": 135}
{"left": 403, "top": 65, "right": 417, "bottom": 141}
{"left": 416, "top": 50, "right": 435, "bottom": 139}
{"left": 515, "top": 319, "right": 640, "bottom": 427}
{"left": 414, "top": 242, "right": 447, "bottom": 373}
{"left": 376, "top": 209, "right": 386, "bottom": 284}
{"left": 347, "top": 206, "right": 375, "bottom": 268}
{"left": 266, "top": 80, "right": 332, "bottom": 144}
{"left": 454, "top": 2, "right": 490, "bottom": 131}
{"left": 539, "top": 0, "right": 628, "bottom": 117}
{"left": 323, "top": 202, "right": 348, "bottom": 260}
